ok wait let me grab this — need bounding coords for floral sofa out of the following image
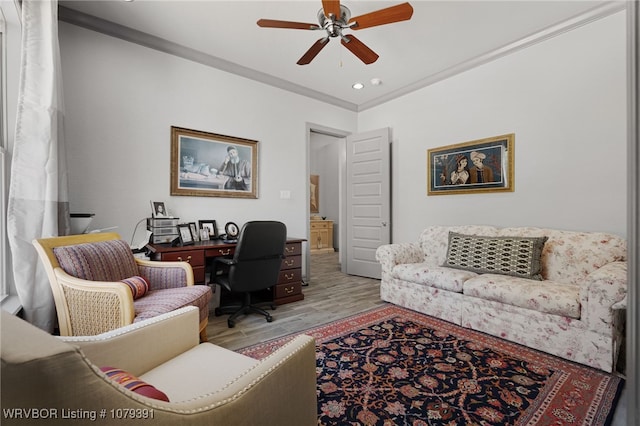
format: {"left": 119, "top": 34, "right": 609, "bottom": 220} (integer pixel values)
{"left": 375, "top": 225, "right": 627, "bottom": 372}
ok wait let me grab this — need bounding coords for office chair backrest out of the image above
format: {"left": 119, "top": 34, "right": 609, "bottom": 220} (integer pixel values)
{"left": 228, "top": 221, "right": 287, "bottom": 292}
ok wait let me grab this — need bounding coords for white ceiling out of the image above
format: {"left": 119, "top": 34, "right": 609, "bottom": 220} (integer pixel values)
{"left": 58, "top": 0, "right": 621, "bottom": 111}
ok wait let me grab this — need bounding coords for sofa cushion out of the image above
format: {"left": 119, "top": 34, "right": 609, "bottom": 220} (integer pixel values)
{"left": 100, "top": 366, "right": 170, "bottom": 401}
{"left": 392, "top": 263, "right": 477, "bottom": 292}
{"left": 133, "top": 286, "right": 212, "bottom": 323}
{"left": 54, "top": 239, "right": 139, "bottom": 281}
{"left": 462, "top": 274, "right": 581, "bottom": 319}
{"left": 443, "top": 232, "right": 548, "bottom": 280}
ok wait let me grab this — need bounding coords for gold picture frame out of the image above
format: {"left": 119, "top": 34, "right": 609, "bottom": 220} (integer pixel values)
{"left": 427, "top": 133, "right": 514, "bottom": 196}
{"left": 171, "top": 126, "right": 258, "bottom": 198}
{"left": 310, "top": 174, "right": 319, "bottom": 213}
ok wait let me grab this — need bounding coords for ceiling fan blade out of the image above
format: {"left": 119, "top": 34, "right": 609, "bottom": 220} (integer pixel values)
{"left": 348, "top": 2, "right": 414, "bottom": 30}
{"left": 257, "top": 19, "right": 320, "bottom": 30}
{"left": 297, "top": 37, "right": 330, "bottom": 65}
{"left": 322, "top": 0, "right": 341, "bottom": 19}
{"left": 340, "top": 34, "right": 379, "bottom": 64}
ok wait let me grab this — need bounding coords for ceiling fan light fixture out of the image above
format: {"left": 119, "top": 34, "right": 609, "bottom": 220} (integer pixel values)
{"left": 352, "top": 82, "right": 365, "bottom": 90}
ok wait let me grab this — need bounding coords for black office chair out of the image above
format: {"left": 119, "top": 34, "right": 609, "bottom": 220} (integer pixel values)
{"left": 212, "top": 221, "right": 287, "bottom": 328}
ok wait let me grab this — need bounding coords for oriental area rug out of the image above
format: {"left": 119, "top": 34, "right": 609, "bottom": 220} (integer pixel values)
{"left": 239, "top": 304, "right": 623, "bottom": 426}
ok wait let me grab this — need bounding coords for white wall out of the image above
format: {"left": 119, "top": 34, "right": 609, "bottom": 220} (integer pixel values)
{"left": 59, "top": 9, "right": 626, "bottom": 249}
{"left": 59, "top": 23, "right": 356, "bottom": 244}
{"left": 358, "top": 11, "right": 627, "bottom": 243}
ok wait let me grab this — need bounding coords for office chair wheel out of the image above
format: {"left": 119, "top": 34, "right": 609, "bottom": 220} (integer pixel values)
{"left": 227, "top": 319, "right": 236, "bottom": 328}
{"left": 214, "top": 307, "right": 223, "bottom": 317}
{"left": 266, "top": 315, "right": 273, "bottom": 323}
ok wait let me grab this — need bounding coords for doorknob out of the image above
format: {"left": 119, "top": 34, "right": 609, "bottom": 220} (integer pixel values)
{"left": 382, "top": 222, "right": 387, "bottom": 227}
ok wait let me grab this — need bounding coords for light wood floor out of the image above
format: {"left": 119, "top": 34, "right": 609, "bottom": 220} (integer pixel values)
{"left": 205, "top": 251, "right": 384, "bottom": 351}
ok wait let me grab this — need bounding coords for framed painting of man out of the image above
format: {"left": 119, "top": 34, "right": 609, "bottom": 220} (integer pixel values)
{"left": 427, "top": 133, "right": 514, "bottom": 196}
{"left": 170, "top": 126, "right": 258, "bottom": 198}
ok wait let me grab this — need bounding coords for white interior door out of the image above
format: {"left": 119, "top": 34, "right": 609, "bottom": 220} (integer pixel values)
{"left": 345, "top": 128, "right": 391, "bottom": 279}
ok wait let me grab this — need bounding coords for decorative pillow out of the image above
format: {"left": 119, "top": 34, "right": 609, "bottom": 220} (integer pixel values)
{"left": 442, "top": 232, "right": 548, "bottom": 280}
{"left": 100, "top": 367, "right": 169, "bottom": 402}
{"left": 53, "top": 239, "right": 139, "bottom": 281}
{"left": 120, "top": 276, "right": 150, "bottom": 299}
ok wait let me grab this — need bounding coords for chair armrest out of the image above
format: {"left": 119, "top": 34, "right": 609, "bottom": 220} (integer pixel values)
{"left": 167, "top": 334, "right": 318, "bottom": 425}
{"left": 136, "top": 258, "right": 194, "bottom": 290}
{"left": 60, "top": 306, "right": 200, "bottom": 376}
{"left": 53, "top": 268, "right": 135, "bottom": 335}
{"left": 580, "top": 261, "right": 627, "bottom": 332}
{"left": 375, "top": 242, "right": 423, "bottom": 274}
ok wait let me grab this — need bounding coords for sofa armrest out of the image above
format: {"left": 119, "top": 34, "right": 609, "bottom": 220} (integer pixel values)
{"left": 375, "top": 242, "right": 423, "bottom": 273}
{"left": 136, "top": 258, "right": 194, "bottom": 290}
{"left": 54, "top": 268, "right": 135, "bottom": 335}
{"left": 580, "top": 261, "right": 627, "bottom": 332}
{"left": 60, "top": 306, "right": 200, "bottom": 376}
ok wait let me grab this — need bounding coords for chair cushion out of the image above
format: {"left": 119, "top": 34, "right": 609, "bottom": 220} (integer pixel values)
{"left": 54, "top": 239, "right": 138, "bottom": 281}
{"left": 134, "top": 286, "right": 212, "bottom": 323}
{"left": 120, "top": 276, "right": 150, "bottom": 299}
{"left": 100, "top": 366, "right": 170, "bottom": 401}
{"left": 443, "top": 232, "right": 548, "bottom": 280}
{"left": 139, "top": 343, "right": 258, "bottom": 403}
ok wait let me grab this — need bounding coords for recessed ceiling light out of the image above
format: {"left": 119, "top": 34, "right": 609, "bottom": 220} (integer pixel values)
{"left": 370, "top": 78, "right": 383, "bottom": 86}
{"left": 352, "top": 82, "right": 364, "bottom": 90}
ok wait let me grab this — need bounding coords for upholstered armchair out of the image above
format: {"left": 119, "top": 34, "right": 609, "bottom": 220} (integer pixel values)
{"left": 1, "top": 307, "right": 318, "bottom": 426}
{"left": 33, "top": 233, "right": 212, "bottom": 340}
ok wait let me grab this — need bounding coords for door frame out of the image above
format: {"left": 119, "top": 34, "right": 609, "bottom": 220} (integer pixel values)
{"left": 305, "top": 122, "right": 350, "bottom": 280}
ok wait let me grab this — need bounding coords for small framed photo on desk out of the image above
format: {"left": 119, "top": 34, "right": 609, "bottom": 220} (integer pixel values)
{"left": 199, "top": 220, "right": 218, "bottom": 239}
{"left": 177, "top": 224, "right": 195, "bottom": 246}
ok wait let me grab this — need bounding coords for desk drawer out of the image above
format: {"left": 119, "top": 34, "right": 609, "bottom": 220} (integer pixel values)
{"left": 277, "top": 268, "right": 301, "bottom": 285}
{"left": 283, "top": 242, "right": 301, "bottom": 257}
{"left": 280, "top": 255, "right": 301, "bottom": 270}
{"left": 160, "top": 250, "right": 204, "bottom": 266}
{"left": 275, "top": 282, "right": 302, "bottom": 300}
{"left": 310, "top": 221, "right": 331, "bottom": 230}
{"left": 205, "top": 247, "right": 235, "bottom": 258}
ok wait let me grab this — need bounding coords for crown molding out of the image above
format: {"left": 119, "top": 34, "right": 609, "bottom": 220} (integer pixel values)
{"left": 58, "top": 2, "right": 625, "bottom": 113}
{"left": 358, "top": 1, "right": 626, "bottom": 111}
{"left": 57, "top": 6, "right": 358, "bottom": 112}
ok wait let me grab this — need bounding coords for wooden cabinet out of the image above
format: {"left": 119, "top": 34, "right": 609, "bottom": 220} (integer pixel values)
{"left": 310, "top": 219, "right": 334, "bottom": 254}
{"left": 275, "top": 241, "right": 304, "bottom": 305}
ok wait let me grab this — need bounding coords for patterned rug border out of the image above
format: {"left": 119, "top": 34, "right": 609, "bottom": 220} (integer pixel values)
{"left": 239, "top": 303, "right": 624, "bottom": 426}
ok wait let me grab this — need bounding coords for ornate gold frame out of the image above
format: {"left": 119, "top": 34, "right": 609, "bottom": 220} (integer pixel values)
{"left": 171, "top": 126, "right": 258, "bottom": 198}
{"left": 427, "top": 133, "right": 514, "bottom": 196}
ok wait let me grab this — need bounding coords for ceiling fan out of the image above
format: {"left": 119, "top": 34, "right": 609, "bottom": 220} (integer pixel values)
{"left": 257, "top": 0, "right": 413, "bottom": 65}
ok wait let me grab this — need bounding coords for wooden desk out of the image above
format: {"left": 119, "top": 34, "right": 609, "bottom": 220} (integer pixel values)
{"left": 146, "top": 238, "right": 305, "bottom": 305}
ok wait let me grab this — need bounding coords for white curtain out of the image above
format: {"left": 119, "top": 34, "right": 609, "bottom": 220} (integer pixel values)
{"left": 7, "top": 0, "right": 70, "bottom": 332}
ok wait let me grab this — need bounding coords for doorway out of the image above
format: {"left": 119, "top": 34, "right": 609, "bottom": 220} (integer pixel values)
{"left": 308, "top": 127, "right": 346, "bottom": 273}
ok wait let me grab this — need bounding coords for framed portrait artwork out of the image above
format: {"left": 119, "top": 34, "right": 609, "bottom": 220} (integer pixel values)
{"left": 177, "top": 224, "right": 195, "bottom": 246}
{"left": 427, "top": 134, "right": 514, "bottom": 196}
{"left": 170, "top": 126, "right": 258, "bottom": 198}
